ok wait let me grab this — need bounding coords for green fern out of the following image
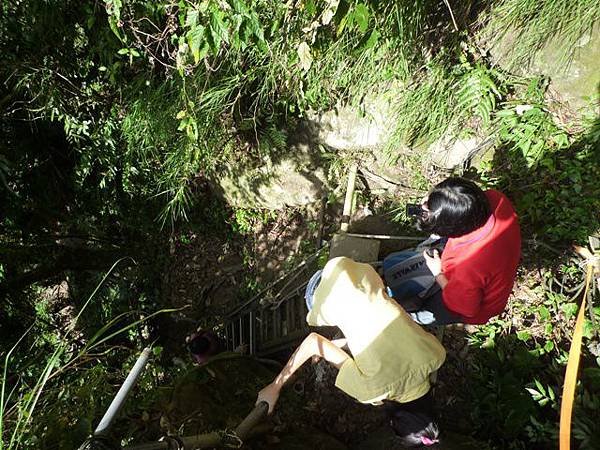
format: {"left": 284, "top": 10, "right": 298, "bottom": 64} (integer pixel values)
{"left": 259, "top": 125, "right": 287, "bottom": 152}
{"left": 455, "top": 62, "right": 505, "bottom": 127}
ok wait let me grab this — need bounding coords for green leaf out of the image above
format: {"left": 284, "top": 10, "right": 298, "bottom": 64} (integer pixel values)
{"left": 583, "top": 319, "right": 595, "bottom": 339}
{"left": 106, "top": 0, "right": 122, "bottom": 19}
{"left": 538, "top": 305, "right": 551, "bottom": 321}
{"left": 209, "top": 7, "right": 229, "bottom": 51}
{"left": 185, "top": 8, "right": 199, "bottom": 28}
{"left": 363, "top": 29, "right": 380, "bottom": 50}
{"left": 517, "top": 330, "right": 531, "bottom": 341}
{"left": 249, "top": 13, "right": 266, "bottom": 44}
{"left": 187, "top": 24, "right": 206, "bottom": 63}
{"left": 231, "top": 0, "right": 249, "bottom": 14}
{"left": 496, "top": 109, "right": 516, "bottom": 118}
{"left": 177, "top": 117, "right": 188, "bottom": 131}
{"left": 353, "top": 4, "right": 370, "bottom": 33}
{"left": 337, "top": 12, "right": 349, "bottom": 36}
{"left": 543, "top": 340, "right": 554, "bottom": 352}
{"left": 561, "top": 303, "right": 578, "bottom": 320}
{"left": 108, "top": 16, "right": 125, "bottom": 42}
{"left": 534, "top": 379, "right": 546, "bottom": 395}
{"left": 186, "top": 118, "right": 199, "bottom": 140}
{"left": 482, "top": 335, "right": 495, "bottom": 348}
{"left": 525, "top": 387, "right": 541, "bottom": 399}
{"left": 117, "top": 48, "right": 130, "bottom": 55}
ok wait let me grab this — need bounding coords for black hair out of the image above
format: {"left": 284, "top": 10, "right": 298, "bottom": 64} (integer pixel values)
{"left": 188, "top": 335, "right": 211, "bottom": 355}
{"left": 417, "top": 177, "right": 491, "bottom": 238}
{"left": 385, "top": 393, "right": 440, "bottom": 448}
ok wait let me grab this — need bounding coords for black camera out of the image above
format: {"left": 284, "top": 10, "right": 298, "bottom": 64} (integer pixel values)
{"left": 406, "top": 203, "right": 423, "bottom": 217}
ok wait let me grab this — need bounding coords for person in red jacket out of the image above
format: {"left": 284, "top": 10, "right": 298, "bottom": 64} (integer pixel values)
{"left": 410, "top": 177, "right": 521, "bottom": 325}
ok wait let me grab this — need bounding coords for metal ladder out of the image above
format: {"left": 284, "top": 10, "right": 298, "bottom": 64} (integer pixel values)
{"left": 221, "top": 163, "right": 421, "bottom": 357}
{"left": 222, "top": 246, "right": 326, "bottom": 356}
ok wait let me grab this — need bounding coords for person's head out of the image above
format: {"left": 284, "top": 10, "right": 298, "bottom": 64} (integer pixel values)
{"left": 417, "top": 177, "right": 491, "bottom": 238}
{"left": 188, "top": 334, "right": 212, "bottom": 356}
{"left": 386, "top": 393, "right": 440, "bottom": 447}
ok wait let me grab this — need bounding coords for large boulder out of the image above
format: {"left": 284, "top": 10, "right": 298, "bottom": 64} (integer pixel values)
{"left": 306, "top": 88, "right": 428, "bottom": 194}
{"left": 428, "top": 134, "right": 494, "bottom": 170}
{"left": 215, "top": 141, "right": 327, "bottom": 209}
{"left": 488, "top": 25, "right": 600, "bottom": 111}
{"left": 306, "top": 90, "right": 399, "bottom": 150}
{"left": 532, "top": 25, "right": 600, "bottom": 110}
{"left": 215, "top": 88, "right": 404, "bottom": 209}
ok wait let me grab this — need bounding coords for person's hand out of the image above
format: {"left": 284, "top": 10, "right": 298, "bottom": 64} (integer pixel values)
{"left": 256, "top": 382, "right": 281, "bottom": 414}
{"left": 423, "top": 249, "right": 442, "bottom": 277}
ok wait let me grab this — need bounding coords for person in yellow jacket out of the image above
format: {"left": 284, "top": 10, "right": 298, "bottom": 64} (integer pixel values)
{"left": 256, "top": 257, "right": 446, "bottom": 447}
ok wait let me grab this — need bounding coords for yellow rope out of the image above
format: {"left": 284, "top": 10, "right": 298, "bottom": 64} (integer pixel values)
{"left": 559, "top": 261, "right": 593, "bottom": 450}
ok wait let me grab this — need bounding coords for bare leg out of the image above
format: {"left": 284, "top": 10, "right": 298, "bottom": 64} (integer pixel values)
{"left": 256, "top": 332, "right": 351, "bottom": 413}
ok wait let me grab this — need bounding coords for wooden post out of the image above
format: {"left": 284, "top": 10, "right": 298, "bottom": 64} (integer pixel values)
{"left": 340, "top": 163, "right": 358, "bottom": 232}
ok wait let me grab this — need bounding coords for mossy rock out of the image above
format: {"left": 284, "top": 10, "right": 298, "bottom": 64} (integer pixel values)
{"left": 165, "top": 353, "right": 276, "bottom": 432}
{"left": 215, "top": 145, "right": 327, "bottom": 210}
{"left": 488, "top": 25, "right": 600, "bottom": 111}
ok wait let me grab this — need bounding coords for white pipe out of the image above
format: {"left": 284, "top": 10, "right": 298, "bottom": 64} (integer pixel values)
{"left": 94, "top": 347, "right": 152, "bottom": 435}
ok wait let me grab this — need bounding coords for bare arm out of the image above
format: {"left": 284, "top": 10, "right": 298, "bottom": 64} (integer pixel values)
{"left": 256, "top": 332, "right": 350, "bottom": 413}
{"left": 435, "top": 273, "right": 448, "bottom": 289}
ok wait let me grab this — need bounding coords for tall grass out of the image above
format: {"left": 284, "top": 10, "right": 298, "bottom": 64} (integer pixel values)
{"left": 389, "top": 64, "right": 457, "bottom": 148}
{"left": 384, "top": 54, "right": 507, "bottom": 157}
{"left": 0, "top": 259, "right": 179, "bottom": 449}
{"left": 482, "top": 0, "right": 600, "bottom": 68}
{"left": 118, "top": 0, "right": 444, "bottom": 224}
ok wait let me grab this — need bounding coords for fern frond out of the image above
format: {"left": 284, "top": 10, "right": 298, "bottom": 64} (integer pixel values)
{"left": 455, "top": 63, "right": 505, "bottom": 127}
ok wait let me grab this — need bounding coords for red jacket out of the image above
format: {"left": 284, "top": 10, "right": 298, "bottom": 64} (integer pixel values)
{"left": 441, "top": 190, "right": 521, "bottom": 324}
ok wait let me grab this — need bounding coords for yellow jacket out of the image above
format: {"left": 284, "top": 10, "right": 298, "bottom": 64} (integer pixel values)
{"left": 307, "top": 257, "right": 446, "bottom": 404}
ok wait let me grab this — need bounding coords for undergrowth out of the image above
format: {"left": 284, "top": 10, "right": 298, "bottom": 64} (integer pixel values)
{"left": 480, "top": 79, "right": 600, "bottom": 244}
{"left": 115, "top": 0, "right": 457, "bottom": 223}
{"left": 0, "top": 262, "right": 182, "bottom": 448}
{"left": 453, "top": 253, "right": 600, "bottom": 449}
{"left": 3, "top": 2, "right": 600, "bottom": 449}
{"left": 385, "top": 51, "right": 508, "bottom": 153}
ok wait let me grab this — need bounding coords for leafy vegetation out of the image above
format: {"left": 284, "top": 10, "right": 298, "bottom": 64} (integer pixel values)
{"left": 451, "top": 257, "right": 600, "bottom": 449}
{"left": 386, "top": 53, "right": 507, "bottom": 148}
{"left": 482, "top": 79, "right": 600, "bottom": 244}
{"left": 0, "top": 262, "right": 182, "bottom": 449}
{"left": 111, "top": 0, "right": 456, "bottom": 222}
